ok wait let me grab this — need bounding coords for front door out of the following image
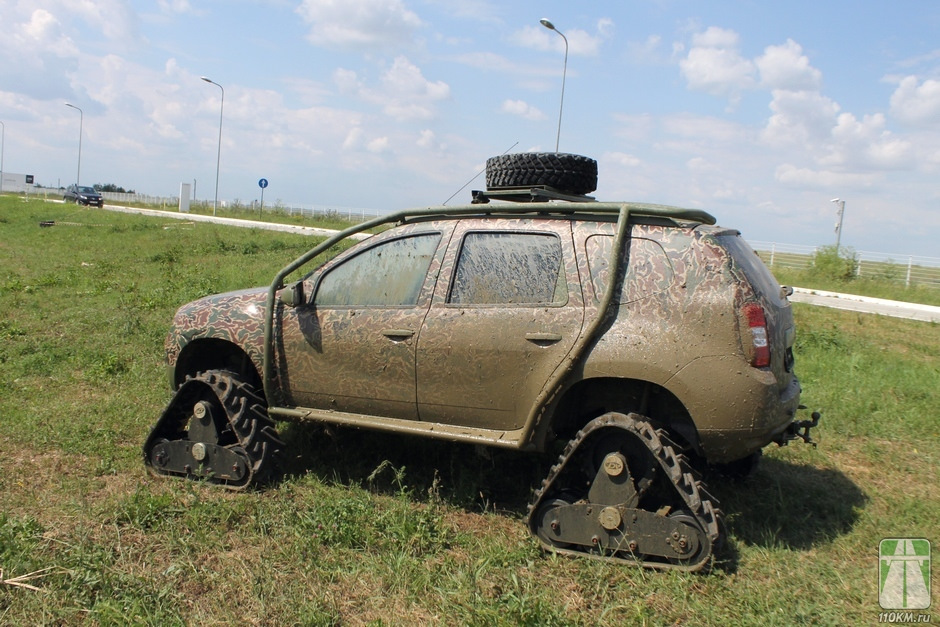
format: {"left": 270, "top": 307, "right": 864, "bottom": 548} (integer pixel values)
{"left": 278, "top": 229, "right": 448, "bottom": 420}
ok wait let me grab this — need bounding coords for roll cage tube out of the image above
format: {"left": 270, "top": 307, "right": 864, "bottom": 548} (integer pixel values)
{"left": 261, "top": 203, "right": 715, "bottom": 408}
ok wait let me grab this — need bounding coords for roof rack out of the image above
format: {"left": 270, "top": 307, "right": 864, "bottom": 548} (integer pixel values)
{"left": 471, "top": 186, "right": 596, "bottom": 204}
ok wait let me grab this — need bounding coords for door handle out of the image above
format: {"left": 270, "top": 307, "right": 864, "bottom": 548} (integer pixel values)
{"left": 382, "top": 329, "right": 415, "bottom": 339}
{"left": 525, "top": 332, "right": 563, "bottom": 343}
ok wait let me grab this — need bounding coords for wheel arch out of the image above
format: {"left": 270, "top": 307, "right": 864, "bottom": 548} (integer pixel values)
{"left": 172, "top": 338, "right": 263, "bottom": 394}
{"left": 540, "top": 377, "right": 701, "bottom": 455}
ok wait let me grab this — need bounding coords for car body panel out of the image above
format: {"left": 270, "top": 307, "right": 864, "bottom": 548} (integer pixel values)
{"left": 164, "top": 203, "right": 803, "bottom": 464}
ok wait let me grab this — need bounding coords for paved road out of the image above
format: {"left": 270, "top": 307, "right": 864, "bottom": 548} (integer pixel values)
{"left": 790, "top": 288, "right": 940, "bottom": 323}
{"left": 91, "top": 202, "right": 938, "bottom": 323}
{"left": 99, "top": 202, "right": 372, "bottom": 241}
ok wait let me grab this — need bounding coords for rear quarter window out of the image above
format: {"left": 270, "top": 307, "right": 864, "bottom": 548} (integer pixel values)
{"left": 715, "top": 234, "right": 783, "bottom": 302}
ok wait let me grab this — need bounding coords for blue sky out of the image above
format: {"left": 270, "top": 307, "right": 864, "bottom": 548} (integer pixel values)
{"left": 1, "top": 1, "right": 939, "bottom": 257}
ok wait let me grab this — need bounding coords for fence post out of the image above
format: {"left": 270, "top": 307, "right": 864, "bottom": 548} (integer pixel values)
{"left": 770, "top": 244, "right": 776, "bottom": 267}
{"left": 906, "top": 257, "right": 913, "bottom": 288}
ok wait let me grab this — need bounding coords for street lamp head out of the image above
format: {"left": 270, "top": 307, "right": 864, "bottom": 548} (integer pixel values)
{"left": 201, "top": 76, "right": 212, "bottom": 83}
{"left": 830, "top": 197, "right": 840, "bottom": 203}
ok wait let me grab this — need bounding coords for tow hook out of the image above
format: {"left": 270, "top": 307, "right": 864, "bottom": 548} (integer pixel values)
{"left": 776, "top": 407, "right": 821, "bottom": 448}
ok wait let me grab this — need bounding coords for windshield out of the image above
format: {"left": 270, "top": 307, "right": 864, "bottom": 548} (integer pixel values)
{"left": 78, "top": 186, "right": 97, "bottom": 194}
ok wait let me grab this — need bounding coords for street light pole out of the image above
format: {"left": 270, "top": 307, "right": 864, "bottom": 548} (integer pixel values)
{"left": 201, "top": 76, "right": 224, "bottom": 216}
{"left": 539, "top": 18, "right": 568, "bottom": 153}
{"left": 65, "top": 103, "right": 83, "bottom": 185}
{"left": 830, "top": 198, "right": 846, "bottom": 250}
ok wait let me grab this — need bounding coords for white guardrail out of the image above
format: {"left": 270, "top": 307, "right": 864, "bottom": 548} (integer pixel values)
{"left": 749, "top": 241, "right": 940, "bottom": 289}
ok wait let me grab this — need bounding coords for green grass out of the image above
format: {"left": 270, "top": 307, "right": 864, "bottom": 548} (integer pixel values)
{"left": 1, "top": 197, "right": 937, "bottom": 624}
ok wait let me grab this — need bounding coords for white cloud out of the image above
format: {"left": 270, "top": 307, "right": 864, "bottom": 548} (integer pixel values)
{"left": 514, "top": 20, "right": 612, "bottom": 56}
{"left": 367, "top": 136, "right": 390, "bottom": 153}
{"left": 416, "top": 129, "right": 435, "bottom": 148}
{"left": 679, "top": 27, "right": 755, "bottom": 100}
{"left": 157, "top": 0, "right": 194, "bottom": 14}
{"left": 774, "top": 164, "right": 879, "bottom": 190}
{"left": 824, "top": 112, "right": 914, "bottom": 170}
{"left": 501, "top": 99, "right": 545, "bottom": 121}
{"left": 604, "top": 151, "right": 641, "bottom": 167}
{"left": 762, "top": 89, "right": 840, "bottom": 146}
{"left": 332, "top": 57, "right": 449, "bottom": 120}
{"left": 691, "top": 26, "right": 739, "bottom": 48}
{"left": 757, "top": 39, "right": 822, "bottom": 91}
{"left": 0, "top": 8, "right": 78, "bottom": 100}
{"left": 296, "top": 0, "right": 423, "bottom": 51}
{"left": 889, "top": 76, "right": 940, "bottom": 127}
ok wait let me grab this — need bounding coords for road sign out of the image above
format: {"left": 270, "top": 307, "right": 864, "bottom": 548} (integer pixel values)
{"left": 258, "top": 178, "right": 268, "bottom": 189}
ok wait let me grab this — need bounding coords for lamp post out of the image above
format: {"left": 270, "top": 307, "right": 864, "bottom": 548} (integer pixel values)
{"left": 65, "top": 103, "right": 83, "bottom": 185}
{"left": 0, "top": 120, "right": 5, "bottom": 194}
{"left": 201, "top": 76, "right": 224, "bottom": 216}
{"left": 830, "top": 198, "right": 846, "bottom": 250}
{"left": 539, "top": 18, "right": 568, "bottom": 153}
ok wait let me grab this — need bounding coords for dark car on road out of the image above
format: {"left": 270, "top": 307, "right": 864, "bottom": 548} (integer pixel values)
{"left": 64, "top": 184, "right": 103, "bottom": 207}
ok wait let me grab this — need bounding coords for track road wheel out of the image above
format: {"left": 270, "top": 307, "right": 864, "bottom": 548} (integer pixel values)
{"left": 143, "top": 370, "right": 283, "bottom": 490}
{"left": 527, "top": 412, "right": 722, "bottom": 572}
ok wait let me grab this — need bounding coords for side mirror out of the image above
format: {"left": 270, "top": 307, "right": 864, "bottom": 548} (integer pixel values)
{"left": 280, "top": 281, "right": 305, "bottom": 307}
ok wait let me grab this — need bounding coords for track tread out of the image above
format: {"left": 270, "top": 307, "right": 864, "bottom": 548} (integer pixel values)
{"left": 143, "top": 370, "right": 283, "bottom": 490}
{"left": 527, "top": 412, "right": 723, "bottom": 571}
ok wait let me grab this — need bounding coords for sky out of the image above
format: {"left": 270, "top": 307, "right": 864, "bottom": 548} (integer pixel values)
{"left": 1, "top": 0, "right": 939, "bottom": 257}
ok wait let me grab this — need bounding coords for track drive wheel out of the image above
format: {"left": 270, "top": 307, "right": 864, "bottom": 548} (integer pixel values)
{"left": 143, "top": 370, "right": 283, "bottom": 490}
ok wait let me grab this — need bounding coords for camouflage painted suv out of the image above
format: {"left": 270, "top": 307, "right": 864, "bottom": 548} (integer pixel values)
{"left": 144, "top": 153, "right": 818, "bottom": 571}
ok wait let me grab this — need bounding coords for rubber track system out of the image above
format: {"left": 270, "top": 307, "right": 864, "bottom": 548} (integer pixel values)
{"left": 143, "top": 370, "right": 283, "bottom": 490}
{"left": 485, "top": 153, "right": 598, "bottom": 195}
{"left": 527, "top": 412, "right": 723, "bottom": 572}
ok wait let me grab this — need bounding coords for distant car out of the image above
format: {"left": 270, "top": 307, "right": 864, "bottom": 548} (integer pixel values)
{"left": 64, "top": 184, "right": 103, "bottom": 207}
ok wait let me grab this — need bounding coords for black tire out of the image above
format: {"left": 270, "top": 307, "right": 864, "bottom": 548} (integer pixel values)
{"left": 485, "top": 153, "right": 598, "bottom": 195}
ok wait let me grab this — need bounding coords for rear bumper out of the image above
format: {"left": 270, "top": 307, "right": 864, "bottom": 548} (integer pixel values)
{"left": 668, "top": 355, "right": 804, "bottom": 463}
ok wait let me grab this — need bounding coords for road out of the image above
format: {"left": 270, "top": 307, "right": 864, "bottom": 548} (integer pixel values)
{"left": 790, "top": 288, "right": 940, "bottom": 323}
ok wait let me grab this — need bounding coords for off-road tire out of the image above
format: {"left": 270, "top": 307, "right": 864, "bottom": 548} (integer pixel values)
{"left": 485, "top": 153, "right": 598, "bottom": 195}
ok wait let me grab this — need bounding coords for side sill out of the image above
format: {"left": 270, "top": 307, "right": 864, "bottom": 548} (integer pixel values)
{"left": 268, "top": 406, "right": 528, "bottom": 450}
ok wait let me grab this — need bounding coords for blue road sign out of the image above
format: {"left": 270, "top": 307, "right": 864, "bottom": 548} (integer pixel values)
{"left": 258, "top": 178, "right": 268, "bottom": 189}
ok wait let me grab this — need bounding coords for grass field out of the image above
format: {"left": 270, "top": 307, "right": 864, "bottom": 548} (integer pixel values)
{"left": 1, "top": 197, "right": 937, "bottom": 625}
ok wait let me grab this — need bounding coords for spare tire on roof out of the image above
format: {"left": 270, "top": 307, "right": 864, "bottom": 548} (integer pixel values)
{"left": 485, "top": 153, "right": 598, "bottom": 195}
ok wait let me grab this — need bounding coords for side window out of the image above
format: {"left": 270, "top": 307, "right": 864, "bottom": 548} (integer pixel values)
{"left": 586, "top": 235, "right": 674, "bottom": 303}
{"left": 315, "top": 233, "right": 441, "bottom": 307}
{"left": 449, "top": 232, "right": 566, "bottom": 305}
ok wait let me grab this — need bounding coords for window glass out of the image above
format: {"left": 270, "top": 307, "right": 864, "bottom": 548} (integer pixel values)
{"left": 586, "top": 235, "right": 674, "bottom": 303}
{"left": 316, "top": 233, "right": 441, "bottom": 307}
{"left": 449, "top": 232, "right": 566, "bottom": 305}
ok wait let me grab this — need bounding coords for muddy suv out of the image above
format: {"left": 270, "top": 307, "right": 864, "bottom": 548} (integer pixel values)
{"left": 144, "top": 153, "right": 817, "bottom": 571}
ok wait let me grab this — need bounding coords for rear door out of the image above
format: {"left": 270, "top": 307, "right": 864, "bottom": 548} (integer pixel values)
{"left": 415, "top": 219, "right": 584, "bottom": 429}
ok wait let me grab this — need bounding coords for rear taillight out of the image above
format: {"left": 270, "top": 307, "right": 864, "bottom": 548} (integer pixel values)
{"left": 742, "top": 303, "right": 771, "bottom": 368}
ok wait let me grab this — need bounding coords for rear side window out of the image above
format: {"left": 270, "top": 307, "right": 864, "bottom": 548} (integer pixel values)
{"left": 715, "top": 234, "right": 782, "bottom": 301}
{"left": 316, "top": 233, "right": 441, "bottom": 307}
{"left": 586, "top": 236, "right": 674, "bottom": 303}
{"left": 449, "top": 232, "right": 566, "bottom": 305}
